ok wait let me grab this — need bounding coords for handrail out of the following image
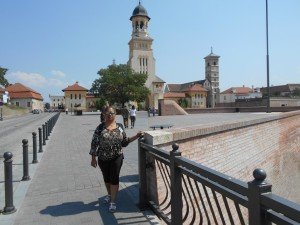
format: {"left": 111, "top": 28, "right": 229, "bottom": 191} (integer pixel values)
{"left": 261, "top": 193, "right": 300, "bottom": 223}
{"left": 138, "top": 139, "right": 300, "bottom": 225}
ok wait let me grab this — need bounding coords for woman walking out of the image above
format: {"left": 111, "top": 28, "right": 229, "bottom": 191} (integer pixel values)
{"left": 89, "top": 106, "right": 143, "bottom": 213}
{"left": 130, "top": 105, "right": 137, "bottom": 128}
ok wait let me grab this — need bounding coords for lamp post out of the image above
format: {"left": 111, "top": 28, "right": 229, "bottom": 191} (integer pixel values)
{"left": 266, "top": 0, "right": 271, "bottom": 113}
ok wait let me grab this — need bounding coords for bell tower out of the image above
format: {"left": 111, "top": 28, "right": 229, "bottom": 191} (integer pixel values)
{"left": 128, "top": 1, "right": 156, "bottom": 88}
{"left": 204, "top": 48, "right": 220, "bottom": 107}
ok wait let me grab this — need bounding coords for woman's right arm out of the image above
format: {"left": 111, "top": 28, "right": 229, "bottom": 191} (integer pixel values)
{"left": 90, "top": 124, "right": 101, "bottom": 168}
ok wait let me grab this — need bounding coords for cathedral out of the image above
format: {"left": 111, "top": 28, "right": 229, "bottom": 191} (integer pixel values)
{"left": 127, "top": 2, "right": 220, "bottom": 109}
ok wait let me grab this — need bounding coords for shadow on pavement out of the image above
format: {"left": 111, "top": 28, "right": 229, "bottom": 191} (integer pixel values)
{"left": 120, "top": 174, "right": 139, "bottom": 183}
{"left": 40, "top": 201, "right": 99, "bottom": 216}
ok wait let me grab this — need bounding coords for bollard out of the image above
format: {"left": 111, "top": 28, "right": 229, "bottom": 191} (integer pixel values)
{"left": 42, "top": 124, "right": 46, "bottom": 145}
{"left": 2, "top": 152, "right": 16, "bottom": 214}
{"left": 21, "top": 139, "right": 30, "bottom": 181}
{"left": 38, "top": 127, "right": 43, "bottom": 152}
{"left": 32, "top": 132, "right": 38, "bottom": 163}
{"left": 45, "top": 122, "right": 49, "bottom": 140}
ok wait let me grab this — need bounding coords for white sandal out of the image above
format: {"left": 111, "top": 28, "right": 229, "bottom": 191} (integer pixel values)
{"left": 109, "top": 202, "right": 117, "bottom": 213}
{"left": 103, "top": 195, "right": 111, "bottom": 204}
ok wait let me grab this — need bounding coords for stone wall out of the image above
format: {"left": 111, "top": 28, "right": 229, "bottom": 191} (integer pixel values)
{"left": 144, "top": 110, "right": 300, "bottom": 205}
{"left": 158, "top": 99, "right": 188, "bottom": 116}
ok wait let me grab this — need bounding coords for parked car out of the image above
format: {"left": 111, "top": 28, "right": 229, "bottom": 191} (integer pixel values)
{"left": 32, "top": 109, "right": 40, "bottom": 114}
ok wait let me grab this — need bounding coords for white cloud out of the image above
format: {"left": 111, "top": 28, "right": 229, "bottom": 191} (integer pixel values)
{"left": 7, "top": 71, "right": 65, "bottom": 88}
{"left": 51, "top": 70, "right": 66, "bottom": 78}
{"left": 7, "top": 71, "right": 47, "bottom": 88}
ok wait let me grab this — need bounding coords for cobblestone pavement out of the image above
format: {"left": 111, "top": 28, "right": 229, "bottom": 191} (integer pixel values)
{"left": 0, "top": 111, "right": 279, "bottom": 225}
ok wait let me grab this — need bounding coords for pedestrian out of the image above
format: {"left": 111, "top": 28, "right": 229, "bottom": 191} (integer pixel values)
{"left": 152, "top": 107, "right": 156, "bottom": 117}
{"left": 130, "top": 105, "right": 137, "bottom": 128}
{"left": 148, "top": 107, "right": 151, "bottom": 117}
{"left": 121, "top": 106, "right": 129, "bottom": 128}
{"left": 65, "top": 108, "right": 68, "bottom": 115}
{"left": 90, "top": 106, "right": 143, "bottom": 213}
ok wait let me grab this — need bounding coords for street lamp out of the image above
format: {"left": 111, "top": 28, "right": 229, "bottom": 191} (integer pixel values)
{"left": 266, "top": 0, "right": 271, "bottom": 113}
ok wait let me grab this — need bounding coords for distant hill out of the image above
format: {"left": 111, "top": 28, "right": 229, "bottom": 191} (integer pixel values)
{"left": 1, "top": 104, "right": 29, "bottom": 119}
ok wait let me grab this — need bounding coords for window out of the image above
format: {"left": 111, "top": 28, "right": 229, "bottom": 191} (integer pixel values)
{"left": 71, "top": 94, "right": 73, "bottom": 99}
{"left": 27, "top": 102, "right": 31, "bottom": 107}
{"left": 79, "top": 94, "right": 81, "bottom": 99}
{"left": 224, "top": 96, "right": 226, "bottom": 100}
{"left": 16, "top": 102, "right": 19, "bottom": 107}
{"left": 75, "top": 94, "right": 77, "bottom": 99}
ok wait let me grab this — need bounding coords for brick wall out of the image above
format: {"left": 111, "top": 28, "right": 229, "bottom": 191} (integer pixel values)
{"left": 144, "top": 111, "right": 300, "bottom": 206}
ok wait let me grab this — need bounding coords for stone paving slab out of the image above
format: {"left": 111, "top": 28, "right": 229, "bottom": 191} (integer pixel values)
{"left": 0, "top": 111, "right": 280, "bottom": 225}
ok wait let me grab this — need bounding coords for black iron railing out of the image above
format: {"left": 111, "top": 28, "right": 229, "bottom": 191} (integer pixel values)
{"left": 138, "top": 139, "right": 300, "bottom": 225}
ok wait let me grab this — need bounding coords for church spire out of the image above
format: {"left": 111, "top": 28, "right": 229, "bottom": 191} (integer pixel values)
{"left": 211, "top": 46, "right": 213, "bottom": 54}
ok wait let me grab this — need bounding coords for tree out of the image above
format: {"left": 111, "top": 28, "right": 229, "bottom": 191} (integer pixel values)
{"left": 0, "top": 67, "right": 9, "bottom": 87}
{"left": 91, "top": 64, "right": 150, "bottom": 106}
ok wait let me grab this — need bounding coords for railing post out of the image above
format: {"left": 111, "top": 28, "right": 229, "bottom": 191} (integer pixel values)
{"left": 21, "top": 139, "right": 30, "bottom": 181}
{"left": 38, "top": 127, "right": 43, "bottom": 152}
{"left": 2, "top": 152, "right": 16, "bottom": 214}
{"left": 170, "top": 143, "right": 182, "bottom": 225}
{"left": 42, "top": 124, "right": 46, "bottom": 145}
{"left": 248, "top": 168, "right": 272, "bottom": 225}
{"left": 32, "top": 132, "right": 38, "bottom": 163}
{"left": 138, "top": 136, "right": 147, "bottom": 210}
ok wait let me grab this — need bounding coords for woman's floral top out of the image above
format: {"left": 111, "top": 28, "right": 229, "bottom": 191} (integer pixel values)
{"left": 89, "top": 123, "right": 129, "bottom": 161}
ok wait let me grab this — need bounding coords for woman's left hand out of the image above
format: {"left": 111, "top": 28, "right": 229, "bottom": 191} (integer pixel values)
{"left": 136, "top": 131, "right": 144, "bottom": 138}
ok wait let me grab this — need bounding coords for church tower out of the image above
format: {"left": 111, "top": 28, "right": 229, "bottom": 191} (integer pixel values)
{"left": 128, "top": 2, "right": 164, "bottom": 109}
{"left": 204, "top": 48, "right": 220, "bottom": 107}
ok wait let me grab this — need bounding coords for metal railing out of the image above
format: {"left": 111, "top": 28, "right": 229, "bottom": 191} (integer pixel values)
{"left": 138, "top": 139, "right": 300, "bottom": 225}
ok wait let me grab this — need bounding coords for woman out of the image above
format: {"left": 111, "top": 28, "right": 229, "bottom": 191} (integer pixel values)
{"left": 130, "top": 105, "right": 137, "bottom": 128}
{"left": 90, "top": 106, "right": 143, "bottom": 213}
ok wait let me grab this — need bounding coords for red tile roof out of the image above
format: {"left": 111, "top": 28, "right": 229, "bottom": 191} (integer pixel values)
{"left": 0, "top": 87, "right": 5, "bottom": 93}
{"left": 62, "top": 82, "right": 88, "bottom": 92}
{"left": 164, "top": 92, "right": 185, "bottom": 98}
{"left": 221, "top": 87, "right": 253, "bottom": 94}
{"left": 5, "top": 83, "right": 43, "bottom": 100}
{"left": 183, "top": 84, "right": 208, "bottom": 92}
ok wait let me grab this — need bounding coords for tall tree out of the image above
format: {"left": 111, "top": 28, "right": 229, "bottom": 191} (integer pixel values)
{"left": 91, "top": 64, "right": 150, "bottom": 106}
{"left": 0, "top": 67, "right": 9, "bottom": 87}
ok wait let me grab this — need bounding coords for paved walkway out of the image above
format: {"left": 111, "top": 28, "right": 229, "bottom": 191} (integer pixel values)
{"left": 0, "top": 111, "right": 280, "bottom": 225}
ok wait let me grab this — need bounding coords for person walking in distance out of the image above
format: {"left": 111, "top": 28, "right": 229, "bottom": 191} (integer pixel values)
{"left": 121, "top": 106, "right": 129, "bottom": 128}
{"left": 90, "top": 106, "right": 143, "bottom": 213}
{"left": 130, "top": 105, "right": 137, "bottom": 128}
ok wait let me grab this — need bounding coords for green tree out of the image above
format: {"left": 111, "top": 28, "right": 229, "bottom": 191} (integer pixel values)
{"left": 178, "top": 98, "right": 188, "bottom": 108}
{"left": 95, "top": 98, "right": 106, "bottom": 110}
{"left": 91, "top": 64, "right": 150, "bottom": 106}
{"left": 292, "top": 88, "right": 300, "bottom": 97}
{"left": 0, "top": 67, "right": 9, "bottom": 87}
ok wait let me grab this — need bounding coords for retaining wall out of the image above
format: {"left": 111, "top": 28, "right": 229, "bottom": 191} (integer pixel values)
{"left": 144, "top": 110, "right": 300, "bottom": 204}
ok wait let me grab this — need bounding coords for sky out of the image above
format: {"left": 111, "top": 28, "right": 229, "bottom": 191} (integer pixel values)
{"left": 1, "top": 0, "right": 299, "bottom": 102}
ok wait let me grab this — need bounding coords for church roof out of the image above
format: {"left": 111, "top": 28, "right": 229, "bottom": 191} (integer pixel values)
{"left": 204, "top": 52, "right": 220, "bottom": 59}
{"left": 152, "top": 75, "right": 165, "bottom": 83}
{"left": 130, "top": 2, "right": 150, "bottom": 21}
{"left": 167, "top": 80, "right": 207, "bottom": 92}
{"left": 183, "top": 84, "right": 208, "bottom": 92}
{"left": 221, "top": 87, "right": 253, "bottom": 95}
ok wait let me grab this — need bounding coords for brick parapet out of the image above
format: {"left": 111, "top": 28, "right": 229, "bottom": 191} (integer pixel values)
{"left": 145, "top": 110, "right": 300, "bottom": 146}
{"left": 144, "top": 110, "right": 300, "bottom": 206}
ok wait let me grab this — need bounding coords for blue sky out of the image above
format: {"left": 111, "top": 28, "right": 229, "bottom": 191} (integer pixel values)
{"left": 1, "top": 0, "right": 299, "bottom": 102}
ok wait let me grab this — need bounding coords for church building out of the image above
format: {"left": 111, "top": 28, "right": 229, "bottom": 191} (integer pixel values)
{"left": 127, "top": 2, "right": 165, "bottom": 109}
